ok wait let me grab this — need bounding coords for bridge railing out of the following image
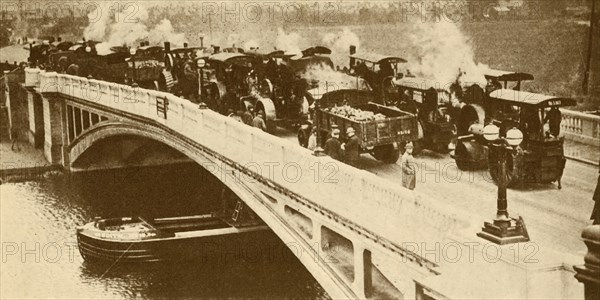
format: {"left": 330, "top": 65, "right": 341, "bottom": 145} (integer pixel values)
{"left": 36, "top": 69, "right": 479, "bottom": 254}
{"left": 561, "top": 109, "right": 600, "bottom": 147}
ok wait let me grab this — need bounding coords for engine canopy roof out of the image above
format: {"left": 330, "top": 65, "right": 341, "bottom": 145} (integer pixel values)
{"left": 488, "top": 89, "right": 576, "bottom": 108}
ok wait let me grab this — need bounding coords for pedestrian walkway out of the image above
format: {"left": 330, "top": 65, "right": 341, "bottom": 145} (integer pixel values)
{"left": 0, "top": 138, "right": 56, "bottom": 182}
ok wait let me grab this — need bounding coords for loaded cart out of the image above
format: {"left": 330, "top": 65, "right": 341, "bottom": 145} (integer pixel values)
{"left": 299, "top": 89, "right": 418, "bottom": 163}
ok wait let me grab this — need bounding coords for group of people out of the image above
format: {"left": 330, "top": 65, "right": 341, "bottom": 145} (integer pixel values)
{"left": 305, "top": 126, "right": 358, "bottom": 165}
{"left": 522, "top": 106, "right": 562, "bottom": 141}
{"left": 227, "top": 107, "right": 267, "bottom": 132}
{"left": 304, "top": 125, "right": 417, "bottom": 191}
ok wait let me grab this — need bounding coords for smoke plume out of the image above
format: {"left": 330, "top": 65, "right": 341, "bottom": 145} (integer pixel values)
{"left": 403, "top": 2, "right": 489, "bottom": 88}
{"left": 302, "top": 63, "right": 370, "bottom": 94}
{"left": 83, "top": 2, "right": 187, "bottom": 55}
{"left": 275, "top": 28, "right": 302, "bottom": 56}
{"left": 322, "top": 28, "right": 361, "bottom": 68}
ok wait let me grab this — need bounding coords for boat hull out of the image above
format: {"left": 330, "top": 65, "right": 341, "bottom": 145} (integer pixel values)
{"left": 77, "top": 225, "right": 277, "bottom": 264}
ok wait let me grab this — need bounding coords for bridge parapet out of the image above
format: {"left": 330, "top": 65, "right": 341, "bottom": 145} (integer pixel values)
{"left": 31, "top": 69, "right": 584, "bottom": 299}
{"left": 561, "top": 109, "right": 600, "bottom": 148}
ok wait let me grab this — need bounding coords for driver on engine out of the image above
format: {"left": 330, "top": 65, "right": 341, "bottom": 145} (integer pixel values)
{"left": 183, "top": 56, "right": 199, "bottom": 103}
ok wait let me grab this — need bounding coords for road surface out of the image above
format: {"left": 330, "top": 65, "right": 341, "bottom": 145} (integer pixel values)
{"left": 275, "top": 128, "right": 597, "bottom": 258}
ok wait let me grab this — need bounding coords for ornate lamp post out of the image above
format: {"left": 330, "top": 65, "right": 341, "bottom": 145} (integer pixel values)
{"left": 574, "top": 225, "right": 600, "bottom": 300}
{"left": 129, "top": 48, "right": 138, "bottom": 87}
{"left": 312, "top": 85, "right": 325, "bottom": 157}
{"left": 477, "top": 124, "right": 530, "bottom": 245}
{"left": 196, "top": 58, "right": 206, "bottom": 108}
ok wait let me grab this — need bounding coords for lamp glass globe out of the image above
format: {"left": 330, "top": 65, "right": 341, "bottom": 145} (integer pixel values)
{"left": 506, "top": 128, "right": 523, "bottom": 146}
{"left": 483, "top": 124, "right": 500, "bottom": 141}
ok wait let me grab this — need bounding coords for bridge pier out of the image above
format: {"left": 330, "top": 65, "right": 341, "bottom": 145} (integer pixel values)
{"left": 41, "top": 94, "right": 66, "bottom": 164}
{"left": 26, "top": 90, "right": 43, "bottom": 148}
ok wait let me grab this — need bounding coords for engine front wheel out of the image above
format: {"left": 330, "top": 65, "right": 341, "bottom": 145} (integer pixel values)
{"left": 259, "top": 109, "right": 277, "bottom": 134}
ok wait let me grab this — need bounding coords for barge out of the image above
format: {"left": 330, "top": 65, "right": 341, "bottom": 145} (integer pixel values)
{"left": 76, "top": 214, "right": 273, "bottom": 263}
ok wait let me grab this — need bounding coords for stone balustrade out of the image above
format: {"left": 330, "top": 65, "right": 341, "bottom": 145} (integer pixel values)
{"left": 561, "top": 109, "right": 600, "bottom": 147}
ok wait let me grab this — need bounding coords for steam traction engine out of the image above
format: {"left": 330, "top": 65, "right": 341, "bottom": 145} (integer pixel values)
{"left": 453, "top": 88, "right": 576, "bottom": 187}
{"left": 239, "top": 45, "right": 336, "bottom": 133}
{"left": 46, "top": 41, "right": 101, "bottom": 78}
{"left": 347, "top": 47, "right": 407, "bottom": 104}
{"left": 245, "top": 48, "right": 309, "bottom": 130}
{"left": 203, "top": 51, "right": 256, "bottom": 114}
{"left": 393, "top": 78, "right": 457, "bottom": 153}
{"left": 124, "top": 44, "right": 165, "bottom": 89}
{"left": 161, "top": 41, "right": 207, "bottom": 95}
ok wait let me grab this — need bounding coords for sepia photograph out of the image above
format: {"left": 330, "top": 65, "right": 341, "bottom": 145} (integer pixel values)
{"left": 0, "top": 0, "right": 599, "bottom": 299}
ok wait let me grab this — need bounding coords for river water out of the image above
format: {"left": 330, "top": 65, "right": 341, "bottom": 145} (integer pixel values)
{"left": 0, "top": 164, "right": 326, "bottom": 299}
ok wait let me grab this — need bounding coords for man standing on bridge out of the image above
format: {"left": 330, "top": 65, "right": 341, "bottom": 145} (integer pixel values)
{"left": 242, "top": 107, "right": 254, "bottom": 126}
{"left": 401, "top": 142, "right": 416, "bottom": 190}
{"left": 341, "top": 127, "right": 360, "bottom": 167}
{"left": 544, "top": 106, "right": 562, "bottom": 138}
{"left": 324, "top": 128, "right": 342, "bottom": 161}
{"left": 592, "top": 169, "right": 600, "bottom": 225}
{"left": 252, "top": 110, "right": 267, "bottom": 132}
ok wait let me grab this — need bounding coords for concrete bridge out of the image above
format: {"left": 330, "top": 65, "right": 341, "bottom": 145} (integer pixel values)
{"left": 18, "top": 68, "right": 584, "bottom": 299}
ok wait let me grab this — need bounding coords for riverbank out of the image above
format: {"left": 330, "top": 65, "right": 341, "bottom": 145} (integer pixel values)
{"left": 0, "top": 138, "right": 61, "bottom": 183}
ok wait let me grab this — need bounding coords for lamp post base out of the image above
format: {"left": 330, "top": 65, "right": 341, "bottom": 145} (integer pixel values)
{"left": 477, "top": 216, "right": 530, "bottom": 245}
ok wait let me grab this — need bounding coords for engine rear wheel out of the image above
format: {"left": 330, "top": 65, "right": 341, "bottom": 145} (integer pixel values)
{"left": 297, "top": 127, "right": 310, "bottom": 148}
{"left": 434, "top": 141, "right": 450, "bottom": 153}
{"left": 454, "top": 142, "right": 473, "bottom": 171}
{"left": 488, "top": 150, "right": 518, "bottom": 187}
{"left": 372, "top": 145, "right": 401, "bottom": 164}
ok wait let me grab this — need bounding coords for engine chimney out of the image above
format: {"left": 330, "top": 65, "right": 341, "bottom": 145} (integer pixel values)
{"left": 164, "top": 42, "right": 171, "bottom": 52}
{"left": 140, "top": 42, "right": 144, "bottom": 47}
{"left": 200, "top": 37, "right": 204, "bottom": 48}
{"left": 349, "top": 45, "right": 356, "bottom": 68}
{"left": 184, "top": 42, "right": 188, "bottom": 48}
{"left": 213, "top": 46, "right": 220, "bottom": 53}
{"left": 57, "top": 37, "right": 62, "bottom": 42}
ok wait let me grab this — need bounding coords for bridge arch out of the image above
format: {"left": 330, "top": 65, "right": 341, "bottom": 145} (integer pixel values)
{"left": 68, "top": 120, "right": 214, "bottom": 169}
{"left": 66, "top": 119, "right": 364, "bottom": 298}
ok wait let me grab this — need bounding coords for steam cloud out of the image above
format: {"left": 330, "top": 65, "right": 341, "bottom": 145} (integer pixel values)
{"left": 302, "top": 63, "right": 370, "bottom": 95}
{"left": 79, "top": 1, "right": 490, "bottom": 90}
{"left": 403, "top": 1, "right": 490, "bottom": 88}
{"left": 322, "top": 28, "right": 361, "bottom": 68}
{"left": 83, "top": 3, "right": 187, "bottom": 55}
{"left": 275, "top": 28, "right": 302, "bottom": 56}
